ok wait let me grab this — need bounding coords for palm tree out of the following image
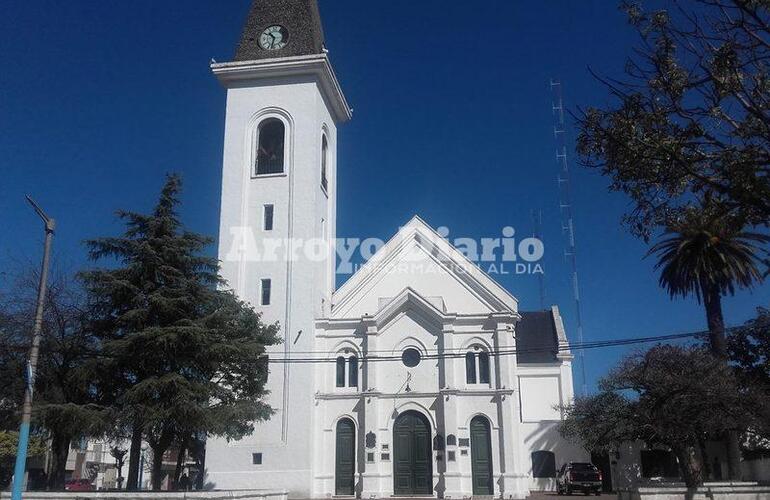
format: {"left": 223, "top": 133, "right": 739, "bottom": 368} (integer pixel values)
{"left": 648, "top": 210, "right": 769, "bottom": 480}
{"left": 649, "top": 213, "right": 769, "bottom": 358}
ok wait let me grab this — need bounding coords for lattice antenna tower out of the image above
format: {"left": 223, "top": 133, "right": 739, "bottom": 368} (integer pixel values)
{"left": 550, "top": 79, "right": 587, "bottom": 396}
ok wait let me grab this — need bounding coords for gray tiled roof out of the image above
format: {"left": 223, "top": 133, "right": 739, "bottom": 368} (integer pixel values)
{"left": 516, "top": 310, "right": 559, "bottom": 364}
{"left": 234, "top": 0, "right": 325, "bottom": 61}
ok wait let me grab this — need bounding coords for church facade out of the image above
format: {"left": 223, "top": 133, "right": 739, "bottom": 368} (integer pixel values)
{"left": 205, "top": 1, "right": 587, "bottom": 498}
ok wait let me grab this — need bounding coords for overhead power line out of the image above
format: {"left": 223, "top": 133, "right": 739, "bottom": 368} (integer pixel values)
{"left": 260, "top": 327, "right": 723, "bottom": 364}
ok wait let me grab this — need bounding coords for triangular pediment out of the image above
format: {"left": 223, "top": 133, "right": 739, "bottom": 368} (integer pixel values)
{"left": 331, "top": 216, "right": 518, "bottom": 318}
{"left": 373, "top": 287, "right": 449, "bottom": 330}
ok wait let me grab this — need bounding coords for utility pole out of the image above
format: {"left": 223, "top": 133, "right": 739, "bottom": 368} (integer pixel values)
{"left": 11, "top": 196, "right": 55, "bottom": 500}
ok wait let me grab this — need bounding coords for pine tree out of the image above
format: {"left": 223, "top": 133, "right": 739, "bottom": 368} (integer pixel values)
{"left": 80, "top": 174, "right": 279, "bottom": 490}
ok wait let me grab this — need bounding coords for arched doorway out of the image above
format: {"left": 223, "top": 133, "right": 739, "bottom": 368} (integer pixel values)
{"left": 470, "top": 415, "right": 493, "bottom": 495}
{"left": 393, "top": 411, "right": 433, "bottom": 495}
{"left": 335, "top": 418, "right": 355, "bottom": 495}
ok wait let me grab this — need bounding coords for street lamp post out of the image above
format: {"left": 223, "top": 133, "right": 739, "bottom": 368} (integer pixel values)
{"left": 11, "top": 196, "right": 55, "bottom": 500}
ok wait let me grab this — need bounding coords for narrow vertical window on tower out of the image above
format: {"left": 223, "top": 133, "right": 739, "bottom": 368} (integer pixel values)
{"left": 320, "top": 134, "right": 328, "bottom": 192}
{"left": 260, "top": 278, "right": 271, "bottom": 306}
{"left": 256, "top": 118, "right": 285, "bottom": 175}
{"left": 263, "top": 204, "right": 274, "bottom": 231}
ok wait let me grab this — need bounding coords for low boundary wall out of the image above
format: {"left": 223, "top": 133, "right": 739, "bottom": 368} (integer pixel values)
{"left": 0, "top": 491, "right": 288, "bottom": 500}
{"left": 617, "top": 481, "right": 770, "bottom": 500}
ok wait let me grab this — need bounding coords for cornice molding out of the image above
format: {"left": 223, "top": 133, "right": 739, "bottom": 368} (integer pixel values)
{"left": 211, "top": 54, "right": 352, "bottom": 123}
{"left": 315, "top": 388, "right": 515, "bottom": 400}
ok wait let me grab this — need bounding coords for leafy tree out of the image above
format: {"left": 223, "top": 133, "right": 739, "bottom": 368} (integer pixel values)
{"left": 0, "top": 269, "right": 109, "bottom": 490}
{"left": 0, "top": 431, "right": 46, "bottom": 490}
{"left": 577, "top": 0, "right": 770, "bottom": 478}
{"left": 0, "top": 308, "right": 26, "bottom": 431}
{"left": 647, "top": 210, "right": 768, "bottom": 477}
{"left": 730, "top": 307, "right": 770, "bottom": 385}
{"left": 729, "top": 308, "right": 770, "bottom": 445}
{"left": 34, "top": 274, "right": 110, "bottom": 489}
{"left": 649, "top": 210, "right": 769, "bottom": 357}
{"left": 576, "top": 0, "right": 770, "bottom": 241}
{"left": 560, "top": 345, "right": 764, "bottom": 487}
{"left": 80, "top": 174, "right": 279, "bottom": 490}
{"left": 576, "top": 0, "right": 770, "bottom": 481}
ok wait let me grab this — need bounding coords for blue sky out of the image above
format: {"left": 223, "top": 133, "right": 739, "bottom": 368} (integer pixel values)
{"left": 1, "top": 0, "right": 767, "bottom": 392}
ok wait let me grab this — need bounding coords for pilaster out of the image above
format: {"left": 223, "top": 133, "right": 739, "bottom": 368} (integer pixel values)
{"left": 361, "top": 315, "right": 382, "bottom": 498}
{"left": 438, "top": 319, "right": 462, "bottom": 498}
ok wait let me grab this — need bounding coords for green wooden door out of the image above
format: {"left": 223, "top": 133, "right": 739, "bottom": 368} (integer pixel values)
{"left": 470, "top": 416, "right": 493, "bottom": 495}
{"left": 335, "top": 418, "right": 355, "bottom": 495}
{"left": 393, "top": 411, "right": 433, "bottom": 495}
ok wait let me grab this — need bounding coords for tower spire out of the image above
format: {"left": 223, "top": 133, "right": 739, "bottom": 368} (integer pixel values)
{"left": 234, "top": 0, "right": 325, "bottom": 61}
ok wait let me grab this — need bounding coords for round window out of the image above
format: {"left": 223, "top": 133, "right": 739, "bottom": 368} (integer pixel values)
{"left": 401, "top": 348, "right": 421, "bottom": 368}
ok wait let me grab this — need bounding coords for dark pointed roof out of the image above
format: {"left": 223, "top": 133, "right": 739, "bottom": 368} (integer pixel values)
{"left": 234, "top": 0, "right": 325, "bottom": 61}
{"left": 516, "top": 310, "right": 560, "bottom": 364}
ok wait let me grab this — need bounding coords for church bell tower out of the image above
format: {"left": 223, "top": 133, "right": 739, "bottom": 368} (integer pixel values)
{"left": 206, "top": 0, "right": 351, "bottom": 494}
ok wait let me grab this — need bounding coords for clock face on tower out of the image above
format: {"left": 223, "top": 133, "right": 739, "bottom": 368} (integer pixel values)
{"left": 259, "top": 25, "right": 289, "bottom": 50}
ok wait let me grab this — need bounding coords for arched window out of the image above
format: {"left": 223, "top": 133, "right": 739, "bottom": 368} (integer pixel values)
{"left": 531, "top": 450, "right": 556, "bottom": 478}
{"left": 336, "top": 356, "right": 346, "bottom": 388}
{"left": 465, "top": 346, "right": 491, "bottom": 385}
{"left": 320, "top": 134, "right": 329, "bottom": 191}
{"left": 256, "top": 118, "right": 285, "bottom": 175}
{"left": 478, "top": 351, "right": 490, "bottom": 384}
{"left": 465, "top": 352, "right": 477, "bottom": 384}
{"left": 335, "top": 352, "right": 358, "bottom": 389}
{"left": 348, "top": 356, "right": 358, "bottom": 388}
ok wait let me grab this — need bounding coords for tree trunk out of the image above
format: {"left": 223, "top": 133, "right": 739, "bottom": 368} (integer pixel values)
{"left": 673, "top": 444, "right": 704, "bottom": 488}
{"left": 151, "top": 445, "right": 165, "bottom": 491}
{"left": 115, "top": 456, "right": 126, "bottom": 489}
{"left": 46, "top": 432, "right": 71, "bottom": 490}
{"left": 725, "top": 430, "right": 743, "bottom": 481}
{"left": 702, "top": 285, "right": 727, "bottom": 358}
{"left": 702, "top": 285, "right": 743, "bottom": 480}
{"left": 149, "top": 428, "right": 174, "bottom": 491}
{"left": 126, "top": 423, "right": 143, "bottom": 491}
{"left": 698, "top": 437, "right": 711, "bottom": 481}
{"left": 173, "top": 433, "right": 190, "bottom": 489}
{"left": 194, "top": 435, "right": 206, "bottom": 490}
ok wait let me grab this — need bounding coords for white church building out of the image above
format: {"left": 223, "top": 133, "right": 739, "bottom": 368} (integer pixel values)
{"left": 205, "top": 1, "right": 588, "bottom": 498}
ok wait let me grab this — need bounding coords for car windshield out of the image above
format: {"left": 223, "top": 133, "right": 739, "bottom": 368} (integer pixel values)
{"left": 570, "top": 463, "right": 596, "bottom": 470}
